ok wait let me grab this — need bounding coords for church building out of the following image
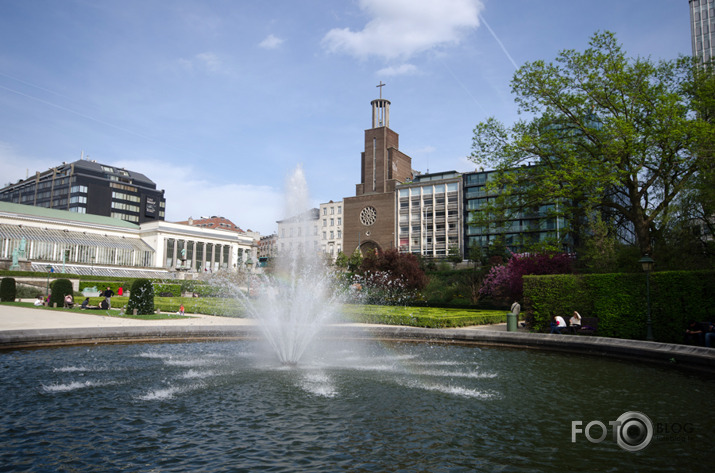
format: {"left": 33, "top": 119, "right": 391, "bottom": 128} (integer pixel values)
{"left": 343, "top": 87, "right": 414, "bottom": 255}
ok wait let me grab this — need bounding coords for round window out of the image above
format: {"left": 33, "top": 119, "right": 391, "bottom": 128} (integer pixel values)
{"left": 359, "top": 206, "right": 377, "bottom": 226}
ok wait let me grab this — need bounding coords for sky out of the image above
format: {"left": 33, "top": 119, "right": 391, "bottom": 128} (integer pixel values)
{"left": 0, "top": 0, "right": 693, "bottom": 235}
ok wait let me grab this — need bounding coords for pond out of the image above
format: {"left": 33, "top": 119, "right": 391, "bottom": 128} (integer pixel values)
{"left": 1, "top": 339, "right": 712, "bottom": 472}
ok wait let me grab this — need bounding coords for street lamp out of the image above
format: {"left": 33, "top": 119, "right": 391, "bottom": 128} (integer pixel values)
{"left": 638, "top": 255, "right": 655, "bottom": 341}
{"left": 245, "top": 259, "right": 254, "bottom": 297}
{"left": 45, "top": 264, "right": 52, "bottom": 303}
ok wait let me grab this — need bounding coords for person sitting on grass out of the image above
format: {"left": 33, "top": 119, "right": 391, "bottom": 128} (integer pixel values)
{"left": 64, "top": 294, "right": 74, "bottom": 308}
{"left": 81, "top": 297, "right": 90, "bottom": 309}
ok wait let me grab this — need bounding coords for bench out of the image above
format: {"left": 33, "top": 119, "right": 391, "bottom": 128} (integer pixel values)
{"left": 572, "top": 317, "right": 598, "bottom": 335}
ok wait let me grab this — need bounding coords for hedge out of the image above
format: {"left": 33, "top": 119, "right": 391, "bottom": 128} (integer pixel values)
{"left": 341, "top": 304, "right": 506, "bottom": 328}
{"left": 0, "top": 278, "right": 16, "bottom": 302}
{"left": 523, "top": 270, "right": 715, "bottom": 343}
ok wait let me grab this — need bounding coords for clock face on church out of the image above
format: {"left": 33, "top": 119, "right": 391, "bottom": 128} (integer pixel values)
{"left": 359, "top": 206, "right": 377, "bottom": 226}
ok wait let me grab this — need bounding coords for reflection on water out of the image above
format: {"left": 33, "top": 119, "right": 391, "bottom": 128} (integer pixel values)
{"left": 0, "top": 340, "right": 713, "bottom": 472}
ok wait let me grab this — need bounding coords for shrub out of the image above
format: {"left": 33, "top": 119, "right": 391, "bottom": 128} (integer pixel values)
{"left": 49, "top": 279, "right": 74, "bottom": 307}
{"left": 126, "top": 278, "right": 155, "bottom": 315}
{"left": 0, "top": 277, "right": 17, "bottom": 302}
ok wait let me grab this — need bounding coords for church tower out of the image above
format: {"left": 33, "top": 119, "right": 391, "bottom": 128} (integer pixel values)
{"left": 344, "top": 84, "right": 413, "bottom": 255}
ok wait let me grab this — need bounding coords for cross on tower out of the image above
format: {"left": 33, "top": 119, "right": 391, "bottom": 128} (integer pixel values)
{"left": 376, "top": 81, "right": 386, "bottom": 99}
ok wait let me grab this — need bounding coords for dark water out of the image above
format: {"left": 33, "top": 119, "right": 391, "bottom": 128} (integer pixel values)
{"left": 1, "top": 340, "right": 713, "bottom": 472}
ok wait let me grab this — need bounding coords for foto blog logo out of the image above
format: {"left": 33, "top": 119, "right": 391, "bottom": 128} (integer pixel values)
{"left": 572, "top": 411, "right": 653, "bottom": 452}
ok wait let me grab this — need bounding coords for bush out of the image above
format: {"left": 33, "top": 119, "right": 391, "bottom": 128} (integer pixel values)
{"left": 126, "top": 278, "right": 155, "bottom": 315}
{"left": 49, "top": 279, "right": 74, "bottom": 307}
{"left": 153, "top": 283, "right": 181, "bottom": 297}
{"left": 523, "top": 270, "right": 715, "bottom": 343}
{"left": 0, "top": 277, "right": 17, "bottom": 302}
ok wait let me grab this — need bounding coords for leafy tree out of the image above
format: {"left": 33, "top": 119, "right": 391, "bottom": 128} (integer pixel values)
{"left": 0, "top": 277, "right": 16, "bottom": 302}
{"left": 470, "top": 31, "right": 715, "bottom": 260}
{"left": 126, "top": 279, "right": 155, "bottom": 315}
{"left": 347, "top": 248, "right": 363, "bottom": 272}
{"left": 334, "top": 251, "right": 349, "bottom": 269}
{"left": 447, "top": 245, "right": 462, "bottom": 268}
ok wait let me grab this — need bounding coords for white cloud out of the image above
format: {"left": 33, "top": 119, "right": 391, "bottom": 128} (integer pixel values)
{"left": 376, "top": 63, "right": 417, "bottom": 76}
{"left": 259, "top": 34, "right": 284, "bottom": 49}
{"left": 115, "top": 160, "right": 283, "bottom": 235}
{"left": 322, "top": 0, "right": 483, "bottom": 60}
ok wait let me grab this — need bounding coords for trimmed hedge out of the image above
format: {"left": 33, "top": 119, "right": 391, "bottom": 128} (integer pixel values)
{"left": 49, "top": 279, "right": 74, "bottom": 307}
{"left": 342, "top": 304, "right": 506, "bottom": 328}
{"left": 0, "top": 278, "right": 17, "bottom": 302}
{"left": 523, "top": 270, "right": 715, "bottom": 343}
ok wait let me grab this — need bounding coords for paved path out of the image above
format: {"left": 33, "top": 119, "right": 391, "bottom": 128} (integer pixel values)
{"left": 0, "top": 304, "right": 255, "bottom": 331}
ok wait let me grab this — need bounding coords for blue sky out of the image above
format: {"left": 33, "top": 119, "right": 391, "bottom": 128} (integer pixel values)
{"left": 0, "top": 0, "right": 692, "bottom": 235}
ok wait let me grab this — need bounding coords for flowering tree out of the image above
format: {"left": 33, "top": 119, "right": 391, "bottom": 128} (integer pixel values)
{"left": 479, "top": 253, "right": 573, "bottom": 302}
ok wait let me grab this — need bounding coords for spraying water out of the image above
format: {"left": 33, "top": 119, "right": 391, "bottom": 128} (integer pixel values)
{"left": 240, "top": 165, "right": 342, "bottom": 365}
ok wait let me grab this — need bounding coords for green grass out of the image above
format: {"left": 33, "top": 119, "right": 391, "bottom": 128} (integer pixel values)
{"left": 3, "top": 299, "right": 506, "bottom": 327}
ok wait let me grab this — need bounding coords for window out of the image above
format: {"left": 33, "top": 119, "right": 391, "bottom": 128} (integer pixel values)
{"left": 323, "top": 208, "right": 327, "bottom": 215}
{"left": 330, "top": 207, "right": 335, "bottom": 215}
{"left": 337, "top": 217, "right": 341, "bottom": 226}
{"left": 322, "top": 231, "right": 327, "bottom": 240}
{"left": 323, "top": 219, "right": 327, "bottom": 227}
{"left": 337, "top": 230, "right": 341, "bottom": 238}
{"left": 338, "top": 206, "right": 342, "bottom": 214}
{"left": 330, "top": 231, "right": 334, "bottom": 239}
{"left": 330, "top": 218, "right": 334, "bottom": 226}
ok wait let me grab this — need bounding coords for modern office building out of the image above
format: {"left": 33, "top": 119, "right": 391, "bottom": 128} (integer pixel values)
{"left": 689, "top": 0, "right": 715, "bottom": 63}
{"left": 0, "top": 159, "right": 166, "bottom": 224}
{"left": 396, "top": 171, "right": 462, "bottom": 257}
{"left": 462, "top": 168, "right": 567, "bottom": 255}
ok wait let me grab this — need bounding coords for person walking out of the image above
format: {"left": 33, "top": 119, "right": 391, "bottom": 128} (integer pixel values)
{"left": 103, "top": 286, "right": 115, "bottom": 309}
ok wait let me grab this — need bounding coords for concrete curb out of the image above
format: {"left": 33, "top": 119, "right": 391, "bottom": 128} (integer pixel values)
{"left": 1, "top": 323, "right": 714, "bottom": 373}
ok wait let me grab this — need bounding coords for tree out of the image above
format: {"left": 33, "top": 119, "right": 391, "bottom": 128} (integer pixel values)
{"left": 126, "top": 279, "right": 155, "bottom": 315}
{"left": 470, "top": 31, "right": 715, "bottom": 260}
{"left": 447, "top": 245, "right": 462, "bottom": 268}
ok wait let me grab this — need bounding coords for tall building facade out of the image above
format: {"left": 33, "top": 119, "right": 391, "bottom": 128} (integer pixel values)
{"left": 343, "top": 95, "right": 413, "bottom": 255}
{"left": 0, "top": 159, "right": 166, "bottom": 224}
{"left": 463, "top": 168, "right": 567, "bottom": 255}
{"left": 396, "top": 171, "right": 462, "bottom": 257}
{"left": 319, "top": 200, "right": 343, "bottom": 259}
{"left": 690, "top": 0, "right": 715, "bottom": 63}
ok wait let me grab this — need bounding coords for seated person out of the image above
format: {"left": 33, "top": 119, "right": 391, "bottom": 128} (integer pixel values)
{"left": 34, "top": 296, "right": 44, "bottom": 306}
{"left": 685, "top": 321, "right": 708, "bottom": 345}
{"left": 569, "top": 311, "right": 582, "bottom": 333}
{"left": 81, "top": 297, "right": 90, "bottom": 309}
{"left": 100, "top": 298, "right": 109, "bottom": 310}
{"left": 64, "top": 294, "right": 74, "bottom": 308}
{"left": 550, "top": 315, "right": 567, "bottom": 334}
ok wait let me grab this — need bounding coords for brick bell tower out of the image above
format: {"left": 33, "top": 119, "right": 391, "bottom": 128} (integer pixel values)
{"left": 343, "top": 82, "right": 413, "bottom": 255}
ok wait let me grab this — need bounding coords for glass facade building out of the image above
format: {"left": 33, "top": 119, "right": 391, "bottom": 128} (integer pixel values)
{"left": 690, "top": 0, "right": 715, "bottom": 63}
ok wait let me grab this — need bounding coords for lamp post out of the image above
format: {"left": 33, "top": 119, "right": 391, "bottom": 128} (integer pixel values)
{"left": 638, "top": 255, "right": 655, "bottom": 341}
{"left": 245, "top": 259, "right": 254, "bottom": 297}
{"left": 45, "top": 264, "right": 52, "bottom": 303}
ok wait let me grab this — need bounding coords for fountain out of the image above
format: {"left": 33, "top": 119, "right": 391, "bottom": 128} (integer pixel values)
{"left": 235, "top": 165, "right": 343, "bottom": 365}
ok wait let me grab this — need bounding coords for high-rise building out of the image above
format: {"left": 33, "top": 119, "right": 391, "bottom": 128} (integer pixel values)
{"left": 0, "top": 159, "right": 165, "bottom": 224}
{"left": 689, "top": 0, "right": 715, "bottom": 63}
